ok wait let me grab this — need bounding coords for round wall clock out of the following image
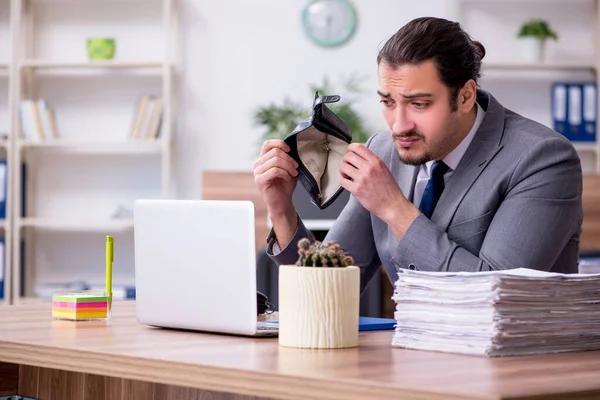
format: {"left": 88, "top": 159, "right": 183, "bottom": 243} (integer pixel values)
{"left": 302, "top": 0, "right": 357, "bottom": 48}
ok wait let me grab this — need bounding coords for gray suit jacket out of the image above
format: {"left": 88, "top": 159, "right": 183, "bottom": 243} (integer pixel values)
{"left": 266, "top": 89, "right": 583, "bottom": 293}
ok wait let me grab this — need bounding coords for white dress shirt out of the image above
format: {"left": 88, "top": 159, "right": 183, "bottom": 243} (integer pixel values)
{"left": 412, "top": 102, "right": 486, "bottom": 208}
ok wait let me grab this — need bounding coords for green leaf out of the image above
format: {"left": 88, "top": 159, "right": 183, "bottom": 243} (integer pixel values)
{"left": 517, "top": 18, "right": 558, "bottom": 40}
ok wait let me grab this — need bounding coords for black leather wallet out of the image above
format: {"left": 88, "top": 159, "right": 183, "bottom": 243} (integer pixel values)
{"left": 284, "top": 92, "right": 352, "bottom": 209}
{"left": 257, "top": 291, "right": 275, "bottom": 315}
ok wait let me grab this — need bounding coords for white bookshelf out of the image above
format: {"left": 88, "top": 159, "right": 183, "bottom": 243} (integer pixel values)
{"left": 3, "top": 0, "right": 178, "bottom": 305}
{"left": 447, "top": 0, "right": 600, "bottom": 173}
{"left": 19, "top": 140, "right": 164, "bottom": 154}
{"left": 19, "top": 60, "right": 168, "bottom": 70}
{"left": 0, "top": 0, "right": 14, "bottom": 306}
{"left": 18, "top": 217, "right": 134, "bottom": 232}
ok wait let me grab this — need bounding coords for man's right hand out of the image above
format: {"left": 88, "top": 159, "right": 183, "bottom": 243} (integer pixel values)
{"left": 254, "top": 140, "right": 300, "bottom": 248}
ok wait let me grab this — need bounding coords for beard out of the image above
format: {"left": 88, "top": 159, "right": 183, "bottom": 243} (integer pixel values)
{"left": 398, "top": 152, "right": 432, "bottom": 166}
{"left": 393, "top": 130, "right": 432, "bottom": 166}
{"left": 394, "top": 115, "right": 461, "bottom": 166}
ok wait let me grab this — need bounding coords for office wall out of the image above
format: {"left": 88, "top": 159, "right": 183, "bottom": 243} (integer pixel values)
{"left": 177, "top": 0, "right": 596, "bottom": 199}
{"left": 176, "top": 0, "right": 447, "bottom": 199}
{"left": 20, "top": 0, "right": 596, "bottom": 291}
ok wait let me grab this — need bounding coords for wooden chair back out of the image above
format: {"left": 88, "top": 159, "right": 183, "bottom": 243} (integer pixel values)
{"left": 201, "top": 171, "right": 269, "bottom": 254}
{"left": 582, "top": 174, "right": 600, "bottom": 251}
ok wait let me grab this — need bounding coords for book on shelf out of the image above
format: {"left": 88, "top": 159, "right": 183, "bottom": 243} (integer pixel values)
{"left": 19, "top": 99, "right": 60, "bottom": 142}
{"left": 129, "top": 94, "right": 163, "bottom": 141}
{"left": 391, "top": 267, "right": 600, "bottom": 357}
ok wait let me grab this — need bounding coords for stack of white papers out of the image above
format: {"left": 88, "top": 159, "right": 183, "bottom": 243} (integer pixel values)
{"left": 391, "top": 268, "right": 600, "bottom": 357}
{"left": 579, "top": 259, "right": 600, "bottom": 274}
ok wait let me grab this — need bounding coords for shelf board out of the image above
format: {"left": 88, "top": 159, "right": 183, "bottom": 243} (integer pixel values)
{"left": 19, "top": 60, "right": 168, "bottom": 70}
{"left": 574, "top": 143, "right": 598, "bottom": 152}
{"left": 483, "top": 62, "right": 595, "bottom": 72}
{"left": 34, "top": 0, "right": 159, "bottom": 3}
{"left": 19, "top": 140, "right": 163, "bottom": 154}
{"left": 15, "top": 297, "right": 49, "bottom": 305}
{"left": 458, "top": 0, "right": 593, "bottom": 3}
{"left": 303, "top": 219, "right": 336, "bottom": 231}
{"left": 19, "top": 218, "right": 134, "bottom": 232}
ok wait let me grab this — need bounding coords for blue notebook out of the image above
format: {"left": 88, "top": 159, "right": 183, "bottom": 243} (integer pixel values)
{"left": 358, "top": 317, "right": 396, "bottom": 331}
{"left": 263, "top": 317, "right": 396, "bottom": 331}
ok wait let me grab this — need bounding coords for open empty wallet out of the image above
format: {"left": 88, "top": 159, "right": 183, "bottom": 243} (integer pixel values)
{"left": 284, "top": 92, "right": 352, "bottom": 209}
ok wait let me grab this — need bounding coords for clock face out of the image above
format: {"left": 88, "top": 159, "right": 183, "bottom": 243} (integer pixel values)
{"left": 302, "top": 0, "right": 357, "bottom": 48}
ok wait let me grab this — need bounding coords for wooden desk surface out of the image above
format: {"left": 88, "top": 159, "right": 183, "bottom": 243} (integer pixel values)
{"left": 1, "top": 302, "right": 600, "bottom": 400}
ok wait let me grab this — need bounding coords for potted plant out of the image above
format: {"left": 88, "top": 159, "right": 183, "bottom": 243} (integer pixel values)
{"left": 278, "top": 238, "right": 360, "bottom": 349}
{"left": 252, "top": 74, "right": 372, "bottom": 152}
{"left": 517, "top": 18, "right": 558, "bottom": 63}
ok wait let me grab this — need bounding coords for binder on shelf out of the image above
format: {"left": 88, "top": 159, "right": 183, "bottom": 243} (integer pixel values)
{"left": 21, "top": 163, "right": 27, "bottom": 218}
{"left": 552, "top": 82, "right": 568, "bottom": 137}
{"left": 0, "top": 160, "right": 6, "bottom": 220}
{"left": 567, "top": 83, "right": 583, "bottom": 141}
{"left": 583, "top": 83, "right": 597, "bottom": 142}
{"left": 552, "top": 82, "right": 597, "bottom": 142}
{"left": 0, "top": 239, "right": 5, "bottom": 301}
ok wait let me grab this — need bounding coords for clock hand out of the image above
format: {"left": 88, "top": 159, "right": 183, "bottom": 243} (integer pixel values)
{"left": 326, "top": 15, "right": 332, "bottom": 38}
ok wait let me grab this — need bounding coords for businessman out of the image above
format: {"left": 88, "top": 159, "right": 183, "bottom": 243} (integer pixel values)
{"left": 253, "top": 17, "right": 583, "bottom": 293}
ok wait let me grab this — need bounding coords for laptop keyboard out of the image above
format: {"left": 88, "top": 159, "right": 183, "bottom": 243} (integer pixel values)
{"left": 257, "top": 322, "right": 278, "bottom": 331}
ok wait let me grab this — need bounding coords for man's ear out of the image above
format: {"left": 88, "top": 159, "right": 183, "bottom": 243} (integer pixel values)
{"left": 458, "top": 80, "right": 477, "bottom": 112}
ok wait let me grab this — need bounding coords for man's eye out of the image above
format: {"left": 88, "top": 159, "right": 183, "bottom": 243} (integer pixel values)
{"left": 413, "top": 102, "right": 429, "bottom": 109}
{"left": 380, "top": 99, "right": 393, "bottom": 107}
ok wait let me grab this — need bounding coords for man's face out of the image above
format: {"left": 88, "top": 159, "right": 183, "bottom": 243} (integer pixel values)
{"left": 377, "top": 60, "right": 462, "bottom": 166}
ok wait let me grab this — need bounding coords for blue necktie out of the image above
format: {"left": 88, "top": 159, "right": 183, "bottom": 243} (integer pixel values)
{"left": 419, "top": 161, "right": 450, "bottom": 219}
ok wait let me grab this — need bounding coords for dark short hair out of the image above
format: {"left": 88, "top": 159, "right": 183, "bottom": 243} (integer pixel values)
{"left": 377, "top": 17, "right": 485, "bottom": 110}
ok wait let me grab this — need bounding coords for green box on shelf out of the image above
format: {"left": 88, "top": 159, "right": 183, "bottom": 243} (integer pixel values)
{"left": 86, "top": 38, "right": 116, "bottom": 60}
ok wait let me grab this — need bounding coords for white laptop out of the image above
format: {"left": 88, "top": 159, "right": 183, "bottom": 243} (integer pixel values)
{"left": 133, "top": 199, "right": 278, "bottom": 337}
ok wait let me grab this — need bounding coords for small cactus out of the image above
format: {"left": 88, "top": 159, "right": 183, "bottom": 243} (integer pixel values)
{"left": 295, "top": 238, "right": 354, "bottom": 268}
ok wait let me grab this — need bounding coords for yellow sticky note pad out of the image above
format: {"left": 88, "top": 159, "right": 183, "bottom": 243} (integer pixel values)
{"left": 52, "top": 290, "right": 110, "bottom": 321}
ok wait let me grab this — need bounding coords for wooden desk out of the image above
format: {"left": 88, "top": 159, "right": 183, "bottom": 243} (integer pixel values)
{"left": 1, "top": 302, "right": 600, "bottom": 400}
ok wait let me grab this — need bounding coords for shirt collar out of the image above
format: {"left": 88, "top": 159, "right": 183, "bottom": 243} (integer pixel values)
{"left": 424, "top": 101, "right": 486, "bottom": 175}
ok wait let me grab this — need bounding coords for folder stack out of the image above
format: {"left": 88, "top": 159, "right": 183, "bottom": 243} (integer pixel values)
{"left": 552, "top": 82, "right": 597, "bottom": 142}
{"left": 391, "top": 268, "right": 600, "bottom": 357}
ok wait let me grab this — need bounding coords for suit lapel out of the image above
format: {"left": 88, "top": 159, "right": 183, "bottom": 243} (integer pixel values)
{"left": 431, "top": 90, "right": 506, "bottom": 231}
{"left": 385, "top": 132, "right": 420, "bottom": 202}
{"left": 399, "top": 163, "right": 419, "bottom": 203}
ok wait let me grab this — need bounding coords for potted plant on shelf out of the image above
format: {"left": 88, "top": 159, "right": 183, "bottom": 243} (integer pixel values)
{"left": 517, "top": 18, "right": 558, "bottom": 63}
{"left": 278, "top": 238, "right": 360, "bottom": 349}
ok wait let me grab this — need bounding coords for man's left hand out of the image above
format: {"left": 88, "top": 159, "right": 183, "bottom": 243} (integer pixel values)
{"left": 339, "top": 143, "right": 421, "bottom": 239}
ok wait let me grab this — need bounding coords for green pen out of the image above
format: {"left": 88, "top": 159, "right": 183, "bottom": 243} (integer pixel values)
{"left": 106, "top": 235, "right": 114, "bottom": 311}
